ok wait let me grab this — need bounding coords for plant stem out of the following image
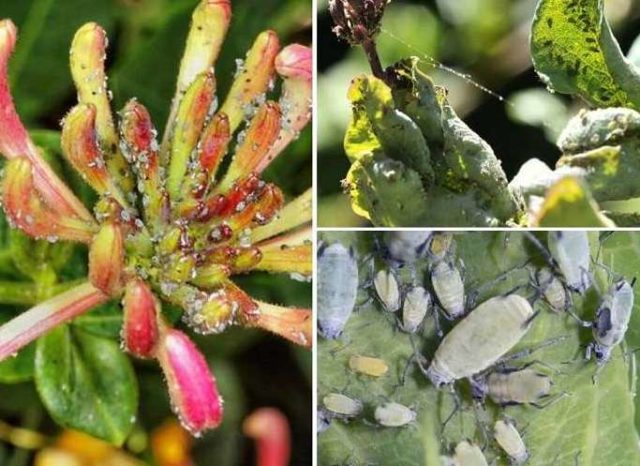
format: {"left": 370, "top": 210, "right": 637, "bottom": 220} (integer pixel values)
{"left": 362, "top": 38, "right": 385, "bottom": 81}
{"left": 0, "top": 282, "right": 108, "bottom": 361}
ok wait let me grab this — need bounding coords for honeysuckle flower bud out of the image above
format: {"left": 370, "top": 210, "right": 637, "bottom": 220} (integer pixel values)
{"left": 183, "top": 282, "right": 259, "bottom": 334}
{"left": 61, "top": 104, "right": 127, "bottom": 205}
{"left": 260, "top": 45, "right": 312, "bottom": 172}
{"left": 219, "top": 30, "right": 280, "bottom": 132}
{"left": 255, "top": 227, "right": 312, "bottom": 278}
{"left": 88, "top": 222, "right": 124, "bottom": 296}
{"left": 243, "top": 408, "right": 291, "bottom": 466}
{"left": 0, "top": 20, "right": 96, "bottom": 224}
{"left": 0, "top": 20, "right": 31, "bottom": 160}
{"left": 119, "top": 99, "right": 169, "bottom": 232}
{"left": 70, "top": 23, "right": 134, "bottom": 193}
{"left": 2, "top": 157, "right": 96, "bottom": 243}
{"left": 242, "top": 300, "right": 312, "bottom": 348}
{"left": 251, "top": 189, "right": 312, "bottom": 243}
{"left": 219, "top": 101, "right": 282, "bottom": 191}
{"left": 163, "top": 0, "right": 231, "bottom": 151}
{"left": 157, "top": 328, "right": 223, "bottom": 436}
{"left": 122, "top": 279, "right": 160, "bottom": 358}
{"left": 168, "top": 70, "right": 217, "bottom": 198}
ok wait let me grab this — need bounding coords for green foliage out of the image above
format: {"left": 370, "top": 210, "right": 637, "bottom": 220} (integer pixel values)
{"left": 531, "top": 0, "right": 640, "bottom": 109}
{"left": 318, "top": 231, "right": 640, "bottom": 465}
{"left": 34, "top": 325, "right": 138, "bottom": 446}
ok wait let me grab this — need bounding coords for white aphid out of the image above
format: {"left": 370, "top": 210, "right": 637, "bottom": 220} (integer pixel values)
{"left": 401, "top": 286, "right": 432, "bottom": 333}
{"left": 494, "top": 419, "right": 529, "bottom": 464}
{"left": 374, "top": 402, "right": 416, "bottom": 427}
{"left": 318, "top": 243, "right": 358, "bottom": 339}
{"left": 473, "top": 367, "right": 552, "bottom": 406}
{"left": 373, "top": 268, "right": 401, "bottom": 312}
{"left": 431, "top": 260, "right": 465, "bottom": 318}
{"left": 535, "top": 267, "right": 570, "bottom": 312}
{"left": 385, "top": 231, "right": 432, "bottom": 264}
{"left": 323, "top": 393, "right": 363, "bottom": 418}
{"left": 423, "top": 295, "right": 535, "bottom": 387}
{"left": 588, "top": 278, "right": 635, "bottom": 365}
{"left": 548, "top": 231, "right": 591, "bottom": 294}
{"left": 453, "top": 441, "right": 488, "bottom": 466}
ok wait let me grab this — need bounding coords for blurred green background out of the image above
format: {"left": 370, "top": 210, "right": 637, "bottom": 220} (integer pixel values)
{"left": 317, "top": 0, "right": 640, "bottom": 226}
{"left": 0, "top": 0, "right": 311, "bottom": 465}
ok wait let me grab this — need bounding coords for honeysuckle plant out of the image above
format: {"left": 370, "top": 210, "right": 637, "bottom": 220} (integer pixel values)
{"left": 0, "top": 0, "right": 311, "bottom": 442}
{"left": 329, "top": 0, "right": 640, "bottom": 227}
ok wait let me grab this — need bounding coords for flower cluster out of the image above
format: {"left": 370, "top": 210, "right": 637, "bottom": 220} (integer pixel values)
{"left": 0, "top": 0, "right": 312, "bottom": 436}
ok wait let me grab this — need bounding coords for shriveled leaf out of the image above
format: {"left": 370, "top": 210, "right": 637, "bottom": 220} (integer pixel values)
{"left": 534, "top": 177, "right": 613, "bottom": 227}
{"left": 344, "top": 153, "right": 429, "bottom": 226}
{"left": 531, "top": 0, "right": 640, "bottom": 108}
{"left": 318, "top": 231, "right": 640, "bottom": 466}
{"left": 347, "top": 74, "right": 433, "bottom": 181}
{"left": 35, "top": 325, "right": 138, "bottom": 446}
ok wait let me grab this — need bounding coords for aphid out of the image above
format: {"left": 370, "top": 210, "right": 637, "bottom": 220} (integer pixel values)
{"left": 418, "top": 294, "right": 536, "bottom": 387}
{"left": 373, "top": 401, "right": 416, "bottom": 427}
{"left": 453, "top": 441, "right": 488, "bottom": 466}
{"left": 587, "top": 277, "right": 635, "bottom": 366}
{"left": 535, "top": 267, "right": 570, "bottom": 313}
{"left": 323, "top": 393, "right": 363, "bottom": 419}
{"left": 318, "top": 242, "right": 358, "bottom": 339}
{"left": 494, "top": 418, "right": 529, "bottom": 464}
{"left": 318, "top": 407, "right": 331, "bottom": 433}
{"left": 427, "top": 232, "right": 454, "bottom": 262}
{"left": 349, "top": 355, "right": 389, "bottom": 377}
{"left": 373, "top": 268, "right": 402, "bottom": 312}
{"left": 385, "top": 231, "right": 432, "bottom": 265}
{"left": 472, "top": 366, "right": 553, "bottom": 407}
{"left": 430, "top": 259, "right": 465, "bottom": 319}
{"left": 401, "top": 286, "right": 432, "bottom": 333}
{"left": 548, "top": 231, "right": 591, "bottom": 294}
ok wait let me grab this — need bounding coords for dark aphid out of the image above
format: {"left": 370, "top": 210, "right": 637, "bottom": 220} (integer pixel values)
{"left": 385, "top": 231, "right": 433, "bottom": 265}
{"left": 587, "top": 277, "right": 635, "bottom": 367}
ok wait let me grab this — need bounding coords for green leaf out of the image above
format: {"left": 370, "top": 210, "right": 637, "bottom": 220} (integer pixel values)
{"left": 535, "top": 177, "right": 613, "bottom": 227}
{"left": 531, "top": 0, "right": 640, "bottom": 108}
{"left": 72, "top": 300, "right": 122, "bottom": 339}
{"left": 318, "top": 231, "right": 640, "bottom": 465}
{"left": 35, "top": 325, "right": 138, "bottom": 445}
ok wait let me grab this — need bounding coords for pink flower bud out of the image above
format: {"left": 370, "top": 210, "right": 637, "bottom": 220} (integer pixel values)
{"left": 157, "top": 329, "right": 223, "bottom": 436}
{"left": 122, "top": 279, "right": 160, "bottom": 359}
{"left": 243, "top": 408, "right": 291, "bottom": 466}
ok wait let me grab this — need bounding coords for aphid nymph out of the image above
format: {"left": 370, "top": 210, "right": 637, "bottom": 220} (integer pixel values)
{"left": 494, "top": 418, "right": 529, "bottom": 465}
{"left": 401, "top": 285, "right": 432, "bottom": 333}
{"left": 348, "top": 355, "right": 389, "bottom": 377}
{"left": 374, "top": 401, "right": 416, "bottom": 427}
{"left": 323, "top": 393, "right": 363, "bottom": 420}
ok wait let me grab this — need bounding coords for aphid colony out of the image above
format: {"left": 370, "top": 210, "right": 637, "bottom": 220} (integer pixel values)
{"left": 318, "top": 231, "right": 636, "bottom": 465}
